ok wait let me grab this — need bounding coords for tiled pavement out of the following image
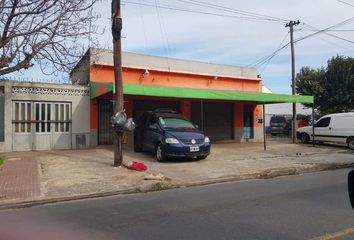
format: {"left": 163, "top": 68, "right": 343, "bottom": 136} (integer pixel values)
{"left": 0, "top": 153, "right": 40, "bottom": 201}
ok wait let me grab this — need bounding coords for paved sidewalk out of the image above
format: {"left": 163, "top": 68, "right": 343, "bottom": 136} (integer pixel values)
{"left": 0, "top": 153, "right": 40, "bottom": 201}
{"left": 0, "top": 141, "right": 353, "bottom": 208}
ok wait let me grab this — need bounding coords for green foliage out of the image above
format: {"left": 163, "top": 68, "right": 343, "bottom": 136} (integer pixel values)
{"left": 296, "top": 55, "right": 354, "bottom": 116}
{"left": 152, "top": 182, "right": 163, "bottom": 191}
{"left": 0, "top": 157, "right": 4, "bottom": 166}
{"left": 296, "top": 66, "right": 325, "bottom": 109}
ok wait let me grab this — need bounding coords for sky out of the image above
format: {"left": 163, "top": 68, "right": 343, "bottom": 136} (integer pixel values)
{"left": 7, "top": 0, "right": 354, "bottom": 94}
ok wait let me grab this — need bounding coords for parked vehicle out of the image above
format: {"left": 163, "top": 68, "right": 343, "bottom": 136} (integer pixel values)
{"left": 134, "top": 109, "right": 211, "bottom": 162}
{"left": 296, "top": 112, "right": 354, "bottom": 150}
{"left": 269, "top": 115, "right": 292, "bottom": 136}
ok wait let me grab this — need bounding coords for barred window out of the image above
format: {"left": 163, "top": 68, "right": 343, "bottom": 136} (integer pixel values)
{"left": 13, "top": 101, "right": 31, "bottom": 133}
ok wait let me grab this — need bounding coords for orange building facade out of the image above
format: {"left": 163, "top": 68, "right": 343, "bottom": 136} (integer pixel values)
{"left": 71, "top": 48, "right": 265, "bottom": 147}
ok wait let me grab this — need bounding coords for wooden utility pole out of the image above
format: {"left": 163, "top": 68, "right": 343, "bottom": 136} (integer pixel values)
{"left": 286, "top": 20, "right": 300, "bottom": 144}
{"left": 112, "top": 0, "right": 123, "bottom": 166}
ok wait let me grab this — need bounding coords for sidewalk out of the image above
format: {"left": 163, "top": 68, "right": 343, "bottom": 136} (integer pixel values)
{"left": 0, "top": 153, "right": 40, "bottom": 201}
{"left": 0, "top": 141, "right": 353, "bottom": 209}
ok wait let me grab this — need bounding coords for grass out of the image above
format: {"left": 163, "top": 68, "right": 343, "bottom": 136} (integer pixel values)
{"left": 0, "top": 157, "right": 4, "bottom": 166}
{"left": 152, "top": 182, "right": 163, "bottom": 191}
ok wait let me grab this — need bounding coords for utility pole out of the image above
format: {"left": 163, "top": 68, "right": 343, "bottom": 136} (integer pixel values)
{"left": 112, "top": 0, "right": 124, "bottom": 166}
{"left": 285, "top": 20, "right": 300, "bottom": 144}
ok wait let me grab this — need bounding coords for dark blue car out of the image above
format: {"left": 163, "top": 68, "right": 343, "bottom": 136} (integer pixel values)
{"left": 134, "top": 110, "right": 211, "bottom": 162}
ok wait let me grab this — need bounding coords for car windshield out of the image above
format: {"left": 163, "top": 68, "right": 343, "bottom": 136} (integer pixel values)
{"left": 158, "top": 117, "right": 195, "bottom": 129}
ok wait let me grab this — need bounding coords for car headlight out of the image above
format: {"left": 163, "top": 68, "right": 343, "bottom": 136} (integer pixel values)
{"left": 165, "top": 138, "right": 179, "bottom": 144}
{"left": 204, "top": 137, "right": 210, "bottom": 143}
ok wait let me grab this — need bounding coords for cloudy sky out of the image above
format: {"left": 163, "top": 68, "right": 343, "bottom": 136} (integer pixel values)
{"left": 9, "top": 0, "right": 354, "bottom": 94}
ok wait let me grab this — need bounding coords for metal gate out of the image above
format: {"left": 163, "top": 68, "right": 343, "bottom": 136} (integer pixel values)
{"left": 98, "top": 100, "right": 113, "bottom": 145}
{"left": 12, "top": 101, "right": 72, "bottom": 151}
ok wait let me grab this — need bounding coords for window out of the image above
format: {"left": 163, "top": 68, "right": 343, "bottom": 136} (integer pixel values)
{"left": 159, "top": 117, "right": 195, "bottom": 130}
{"left": 0, "top": 87, "right": 4, "bottom": 141}
{"left": 315, "top": 117, "right": 331, "bottom": 128}
{"left": 54, "top": 103, "right": 71, "bottom": 133}
{"left": 147, "top": 116, "right": 158, "bottom": 129}
{"left": 14, "top": 101, "right": 31, "bottom": 133}
{"left": 13, "top": 101, "right": 71, "bottom": 135}
{"left": 34, "top": 103, "right": 51, "bottom": 133}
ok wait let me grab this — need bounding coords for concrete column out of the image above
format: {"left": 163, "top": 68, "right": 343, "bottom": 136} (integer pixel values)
{"left": 90, "top": 100, "right": 98, "bottom": 148}
{"left": 233, "top": 102, "right": 244, "bottom": 142}
{"left": 181, "top": 100, "right": 191, "bottom": 120}
{"left": 253, "top": 105, "right": 264, "bottom": 142}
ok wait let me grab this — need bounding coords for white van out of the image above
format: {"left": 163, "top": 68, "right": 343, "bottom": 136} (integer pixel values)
{"left": 296, "top": 112, "right": 354, "bottom": 150}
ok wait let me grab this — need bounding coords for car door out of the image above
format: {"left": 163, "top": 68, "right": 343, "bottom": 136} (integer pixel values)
{"left": 144, "top": 116, "right": 160, "bottom": 152}
{"left": 314, "top": 117, "right": 331, "bottom": 142}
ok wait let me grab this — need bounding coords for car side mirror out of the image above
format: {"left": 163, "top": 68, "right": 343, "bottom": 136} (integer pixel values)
{"left": 348, "top": 170, "right": 354, "bottom": 210}
{"left": 195, "top": 124, "right": 199, "bottom": 129}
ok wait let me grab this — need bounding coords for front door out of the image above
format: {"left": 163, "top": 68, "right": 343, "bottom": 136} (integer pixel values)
{"left": 243, "top": 106, "right": 254, "bottom": 140}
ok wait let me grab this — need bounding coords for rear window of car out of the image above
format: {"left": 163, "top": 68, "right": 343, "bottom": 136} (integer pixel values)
{"left": 270, "top": 116, "right": 285, "bottom": 124}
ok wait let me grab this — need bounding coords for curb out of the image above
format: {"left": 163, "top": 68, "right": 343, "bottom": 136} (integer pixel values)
{"left": 1, "top": 162, "right": 353, "bottom": 210}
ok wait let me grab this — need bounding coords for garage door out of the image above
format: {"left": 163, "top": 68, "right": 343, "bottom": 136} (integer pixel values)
{"left": 133, "top": 100, "right": 180, "bottom": 121}
{"left": 12, "top": 101, "right": 72, "bottom": 151}
{"left": 191, "top": 102, "right": 233, "bottom": 141}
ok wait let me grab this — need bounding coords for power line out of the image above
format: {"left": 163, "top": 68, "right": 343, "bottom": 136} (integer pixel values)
{"left": 325, "top": 29, "right": 354, "bottom": 31}
{"left": 248, "top": 34, "right": 290, "bottom": 69}
{"left": 302, "top": 22, "right": 354, "bottom": 44}
{"left": 297, "top": 28, "right": 353, "bottom": 51}
{"left": 336, "top": 0, "right": 354, "bottom": 8}
{"left": 259, "top": 32, "right": 290, "bottom": 74}
{"left": 296, "top": 17, "right": 354, "bottom": 43}
{"left": 122, "top": 0, "right": 287, "bottom": 24}
{"left": 173, "top": 0, "right": 288, "bottom": 23}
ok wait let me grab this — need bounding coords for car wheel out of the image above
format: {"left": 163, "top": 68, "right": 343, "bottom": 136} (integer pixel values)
{"left": 348, "top": 138, "right": 354, "bottom": 150}
{"left": 301, "top": 133, "right": 310, "bottom": 144}
{"left": 155, "top": 144, "right": 167, "bottom": 162}
{"left": 134, "top": 138, "right": 143, "bottom": 153}
{"left": 197, "top": 156, "right": 207, "bottom": 160}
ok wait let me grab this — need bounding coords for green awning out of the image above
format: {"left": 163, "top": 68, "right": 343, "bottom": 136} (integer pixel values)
{"left": 90, "top": 82, "right": 314, "bottom": 104}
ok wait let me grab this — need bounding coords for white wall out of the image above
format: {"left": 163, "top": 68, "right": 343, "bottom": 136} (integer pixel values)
{"left": 0, "top": 80, "right": 90, "bottom": 152}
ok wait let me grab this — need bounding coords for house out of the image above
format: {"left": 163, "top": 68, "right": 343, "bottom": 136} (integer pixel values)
{"left": 0, "top": 48, "right": 313, "bottom": 152}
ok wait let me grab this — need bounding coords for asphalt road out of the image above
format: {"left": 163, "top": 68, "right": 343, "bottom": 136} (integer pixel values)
{"left": 1, "top": 169, "right": 354, "bottom": 240}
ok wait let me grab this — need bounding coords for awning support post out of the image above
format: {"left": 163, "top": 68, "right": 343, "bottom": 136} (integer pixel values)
{"left": 201, "top": 99, "right": 204, "bottom": 132}
{"left": 263, "top": 104, "right": 266, "bottom": 151}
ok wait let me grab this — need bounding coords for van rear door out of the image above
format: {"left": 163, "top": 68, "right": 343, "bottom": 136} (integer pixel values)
{"left": 329, "top": 116, "right": 352, "bottom": 144}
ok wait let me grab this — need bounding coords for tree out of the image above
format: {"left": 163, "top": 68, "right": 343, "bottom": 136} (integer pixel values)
{"left": 0, "top": 0, "right": 100, "bottom": 76}
{"left": 296, "top": 55, "right": 354, "bottom": 115}
{"left": 296, "top": 66, "right": 325, "bottom": 110}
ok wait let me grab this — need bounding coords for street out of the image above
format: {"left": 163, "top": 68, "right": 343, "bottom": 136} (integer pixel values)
{"left": 0, "top": 169, "right": 353, "bottom": 240}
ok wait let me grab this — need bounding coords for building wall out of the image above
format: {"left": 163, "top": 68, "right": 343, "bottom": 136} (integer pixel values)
{"left": 0, "top": 80, "right": 90, "bottom": 152}
{"left": 88, "top": 63, "right": 264, "bottom": 146}
{"left": 90, "top": 65, "right": 262, "bottom": 93}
